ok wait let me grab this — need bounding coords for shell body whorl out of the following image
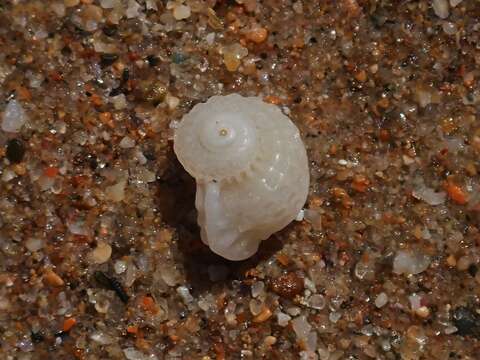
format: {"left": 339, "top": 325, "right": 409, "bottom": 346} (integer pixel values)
{"left": 174, "top": 94, "right": 309, "bottom": 261}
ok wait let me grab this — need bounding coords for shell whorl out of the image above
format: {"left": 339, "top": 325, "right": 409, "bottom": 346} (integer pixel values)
{"left": 174, "top": 94, "right": 297, "bottom": 181}
{"left": 174, "top": 94, "right": 259, "bottom": 182}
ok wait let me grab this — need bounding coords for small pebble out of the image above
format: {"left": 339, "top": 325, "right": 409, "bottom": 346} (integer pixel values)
{"left": 287, "top": 307, "right": 301, "bottom": 316}
{"left": 444, "top": 326, "right": 458, "bottom": 335}
{"left": 277, "top": 312, "right": 291, "bottom": 327}
{"left": 64, "top": 0, "right": 79, "bottom": 7}
{"left": 252, "top": 307, "right": 272, "bottom": 323}
{"left": 123, "top": 348, "right": 150, "bottom": 360}
{"left": 90, "top": 242, "right": 112, "bottom": 264}
{"left": 177, "top": 285, "right": 194, "bottom": 304}
{"left": 205, "top": 33, "right": 215, "bottom": 45}
{"left": 240, "top": 350, "right": 253, "bottom": 357}
{"left": 171, "top": 52, "right": 187, "bottom": 64}
{"left": 126, "top": 0, "right": 141, "bottom": 18}
{"left": 99, "top": 0, "right": 118, "bottom": 8}
{"left": 249, "top": 299, "right": 264, "bottom": 316}
{"left": 375, "top": 292, "right": 388, "bottom": 308}
{"left": 67, "top": 219, "right": 89, "bottom": 236}
{"left": 119, "top": 136, "right": 135, "bottom": 149}
{"left": 2, "top": 100, "right": 28, "bottom": 133}
{"left": 114, "top": 260, "right": 127, "bottom": 274}
{"left": 25, "top": 238, "right": 44, "bottom": 252}
{"left": 173, "top": 4, "right": 191, "bottom": 20}
{"left": 329, "top": 312, "right": 342, "bottom": 323}
{"left": 111, "top": 94, "right": 127, "bottom": 110}
{"left": 393, "top": 250, "right": 431, "bottom": 275}
{"left": 51, "top": 2, "right": 66, "bottom": 17}
{"left": 295, "top": 209, "right": 305, "bottom": 221}
{"left": 270, "top": 272, "right": 304, "bottom": 298}
{"left": 146, "top": 55, "right": 160, "bottom": 67}
{"left": 416, "top": 306, "right": 431, "bottom": 318}
{"left": 456, "top": 255, "right": 472, "bottom": 271}
{"left": 0, "top": 297, "right": 10, "bottom": 311}
{"left": 308, "top": 294, "right": 326, "bottom": 310}
{"left": 354, "top": 69, "right": 367, "bottom": 82}
{"left": 137, "top": 168, "right": 156, "bottom": 183}
{"left": 146, "top": 0, "right": 157, "bottom": 10}
{"left": 160, "top": 265, "right": 182, "bottom": 287}
{"left": 246, "top": 27, "right": 268, "bottom": 44}
{"left": 402, "top": 155, "right": 415, "bottom": 165}
{"left": 102, "top": 25, "right": 117, "bottom": 36}
{"left": 105, "top": 180, "right": 126, "bottom": 202}
{"left": 452, "top": 307, "right": 480, "bottom": 337}
{"left": 292, "top": 315, "right": 312, "bottom": 340}
{"left": 300, "top": 351, "right": 318, "bottom": 360}
{"left": 224, "top": 300, "right": 237, "bottom": 325}
{"left": 442, "top": 21, "right": 457, "bottom": 35}
{"left": 6, "top": 139, "right": 25, "bottom": 163}
{"left": 432, "top": 0, "right": 449, "bottom": 19}
{"left": 251, "top": 281, "right": 265, "bottom": 298}
{"left": 293, "top": 1, "right": 303, "bottom": 14}
{"left": 17, "top": 337, "right": 34, "bottom": 352}
{"left": 2, "top": 169, "right": 17, "bottom": 182}
{"left": 264, "top": 336, "right": 277, "bottom": 346}
{"left": 166, "top": 94, "right": 180, "bottom": 110}
{"left": 446, "top": 254, "right": 457, "bottom": 267}
{"left": 407, "top": 325, "right": 428, "bottom": 347}
{"left": 90, "top": 332, "right": 115, "bottom": 345}
{"left": 43, "top": 269, "right": 65, "bottom": 287}
{"left": 409, "top": 293, "right": 422, "bottom": 311}
{"left": 80, "top": 5, "right": 103, "bottom": 32}
{"left": 304, "top": 209, "right": 322, "bottom": 230}
{"left": 222, "top": 44, "right": 248, "bottom": 72}
{"left": 100, "top": 53, "right": 119, "bottom": 67}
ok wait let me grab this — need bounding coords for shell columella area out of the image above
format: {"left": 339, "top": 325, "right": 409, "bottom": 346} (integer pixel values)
{"left": 174, "top": 94, "right": 309, "bottom": 260}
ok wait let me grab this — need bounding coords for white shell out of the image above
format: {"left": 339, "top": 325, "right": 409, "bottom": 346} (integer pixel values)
{"left": 174, "top": 94, "right": 309, "bottom": 261}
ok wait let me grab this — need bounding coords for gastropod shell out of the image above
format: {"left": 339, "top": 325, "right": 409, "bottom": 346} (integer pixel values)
{"left": 174, "top": 94, "right": 309, "bottom": 260}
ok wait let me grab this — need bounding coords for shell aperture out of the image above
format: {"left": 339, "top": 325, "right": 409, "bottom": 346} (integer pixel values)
{"left": 174, "top": 94, "right": 310, "bottom": 260}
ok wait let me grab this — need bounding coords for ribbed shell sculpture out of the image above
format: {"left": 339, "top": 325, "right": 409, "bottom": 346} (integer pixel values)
{"left": 174, "top": 94, "right": 309, "bottom": 260}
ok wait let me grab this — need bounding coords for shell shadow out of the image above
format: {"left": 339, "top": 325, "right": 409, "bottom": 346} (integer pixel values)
{"left": 157, "top": 150, "right": 286, "bottom": 295}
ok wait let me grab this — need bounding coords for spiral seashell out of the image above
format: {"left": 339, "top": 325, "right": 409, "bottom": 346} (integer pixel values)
{"left": 174, "top": 94, "right": 309, "bottom": 261}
